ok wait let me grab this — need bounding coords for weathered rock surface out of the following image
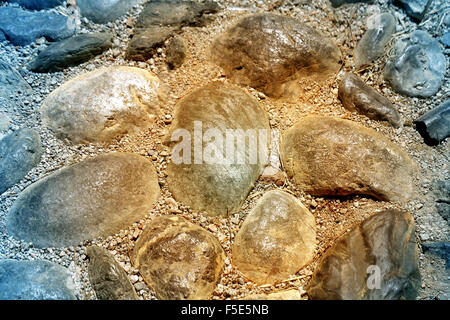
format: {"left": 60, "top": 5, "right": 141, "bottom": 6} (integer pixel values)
{"left": 131, "top": 215, "right": 225, "bottom": 300}
{"left": 86, "top": 246, "right": 138, "bottom": 300}
{"left": 393, "top": 0, "right": 433, "bottom": 22}
{"left": 0, "top": 60, "right": 32, "bottom": 99}
{"left": 338, "top": 73, "right": 402, "bottom": 128}
{"left": 308, "top": 210, "right": 421, "bottom": 300}
{"left": 385, "top": 30, "right": 446, "bottom": 98}
{"left": 126, "top": 0, "right": 219, "bottom": 61}
{"left": 0, "top": 7, "right": 75, "bottom": 46}
{"left": 432, "top": 180, "right": 450, "bottom": 224}
{"left": 77, "top": 0, "right": 140, "bottom": 24}
{"left": 354, "top": 13, "right": 396, "bottom": 68}
{"left": 442, "top": 32, "right": 450, "bottom": 48}
{"left": 329, "top": 0, "right": 373, "bottom": 7}
{"left": 0, "top": 260, "right": 76, "bottom": 300}
{"left": 414, "top": 100, "right": 450, "bottom": 146}
{"left": 166, "top": 82, "right": 270, "bottom": 217}
{"left": 233, "top": 190, "right": 316, "bottom": 284}
{"left": 0, "top": 128, "right": 42, "bottom": 195}
{"left": 166, "top": 36, "right": 187, "bottom": 69}
{"left": 4, "top": 0, "right": 63, "bottom": 10}
{"left": 29, "top": 32, "right": 113, "bottom": 73}
{"left": 41, "top": 66, "right": 163, "bottom": 143}
{"left": 280, "top": 116, "right": 415, "bottom": 202}
{"left": 210, "top": 13, "right": 342, "bottom": 98}
{"left": 242, "top": 290, "right": 302, "bottom": 300}
{"left": 422, "top": 242, "right": 450, "bottom": 269}
{"left": 7, "top": 153, "right": 160, "bottom": 248}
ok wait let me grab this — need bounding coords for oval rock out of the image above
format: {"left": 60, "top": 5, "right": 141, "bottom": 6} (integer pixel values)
{"left": 7, "top": 152, "right": 160, "bottom": 248}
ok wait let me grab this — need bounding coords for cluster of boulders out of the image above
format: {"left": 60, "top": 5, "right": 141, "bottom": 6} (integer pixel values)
{"left": 0, "top": 0, "right": 448, "bottom": 300}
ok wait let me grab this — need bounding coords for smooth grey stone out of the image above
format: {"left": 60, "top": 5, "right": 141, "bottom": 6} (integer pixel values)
{"left": 0, "top": 260, "right": 76, "bottom": 300}
{"left": 441, "top": 32, "right": 450, "bottom": 48}
{"left": 339, "top": 73, "right": 402, "bottom": 128}
{"left": 414, "top": 100, "right": 450, "bottom": 145}
{"left": 77, "top": 0, "right": 140, "bottom": 24}
{"left": 4, "top": 0, "right": 63, "bottom": 10}
{"left": 393, "top": 0, "right": 433, "bottom": 22}
{"left": 0, "top": 30, "right": 5, "bottom": 42}
{"left": 0, "top": 60, "right": 32, "bottom": 99}
{"left": 422, "top": 242, "right": 450, "bottom": 269}
{"left": 354, "top": 13, "right": 396, "bottom": 68}
{"left": 29, "top": 33, "right": 113, "bottom": 73}
{"left": 166, "top": 36, "right": 186, "bottom": 69}
{"left": 308, "top": 210, "right": 420, "bottom": 300}
{"left": 6, "top": 153, "right": 161, "bottom": 248}
{"left": 86, "top": 246, "right": 138, "bottom": 300}
{"left": 384, "top": 30, "right": 446, "bottom": 98}
{"left": 329, "top": 0, "right": 373, "bottom": 7}
{"left": 0, "top": 128, "right": 42, "bottom": 195}
{"left": 0, "top": 7, "right": 75, "bottom": 46}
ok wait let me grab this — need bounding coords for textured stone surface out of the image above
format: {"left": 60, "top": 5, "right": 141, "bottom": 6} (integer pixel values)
{"left": 0, "top": 7, "right": 75, "bottom": 46}
{"left": 7, "top": 153, "right": 160, "bottom": 248}
{"left": 414, "top": 100, "right": 450, "bottom": 146}
{"left": 4, "top": 0, "right": 63, "bottom": 10}
{"left": 77, "top": 0, "right": 140, "bottom": 24}
{"left": 29, "top": 33, "right": 113, "bottom": 73}
{"left": 166, "top": 36, "right": 187, "bottom": 69}
{"left": 242, "top": 290, "right": 302, "bottom": 300}
{"left": 0, "top": 260, "right": 76, "bottom": 300}
{"left": 354, "top": 13, "right": 396, "bottom": 68}
{"left": 126, "top": 26, "right": 177, "bottom": 61}
{"left": 442, "top": 32, "right": 450, "bottom": 48}
{"left": 131, "top": 215, "right": 225, "bottom": 300}
{"left": 166, "top": 82, "right": 270, "bottom": 217}
{"left": 0, "top": 60, "right": 32, "bottom": 99}
{"left": 210, "top": 13, "right": 341, "bottom": 98}
{"left": 233, "top": 190, "right": 316, "bottom": 284}
{"left": 86, "top": 246, "right": 138, "bottom": 300}
{"left": 338, "top": 73, "right": 402, "bottom": 128}
{"left": 0, "top": 128, "right": 42, "bottom": 195}
{"left": 41, "top": 66, "right": 163, "bottom": 143}
{"left": 329, "top": 0, "right": 373, "bottom": 7}
{"left": 385, "top": 30, "right": 446, "bottom": 98}
{"left": 432, "top": 180, "right": 450, "bottom": 224}
{"left": 308, "top": 210, "right": 420, "bottom": 300}
{"left": 422, "top": 242, "right": 450, "bottom": 269}
{"left": 281, "top": 116, "right": 415, "bottom": 202}
{"left": 393, "top": 0, "right": 433, "bottom": 22}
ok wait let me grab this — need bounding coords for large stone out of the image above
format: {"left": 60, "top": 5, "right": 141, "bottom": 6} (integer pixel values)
{"left": 422, "top": 242, "right": 450, "bottom": 269}
{"left": 0, "top": 7, "right": 75, "bottom": 46}
{"left": 308, "top": 210, "right": 420, "bottom": 300}
{"left": 329, "top": 0, "right": 373, "bottom": 7}
{"left": 29, "top": 33, "right": 113, "bottom": 73}
{"left": 338, "top": 73, "right": 402, "bottom": 128}
{"left": 0, "top": 260, "right": 76, "bottom": 300}
{"left": 393, "top": 0, "right": 433, "bottom": 22}
{"left": 414, "top": 100, "right": 450, "bottom": 146}
{"left": 0, "top": 60, "right": 32, "bottom": 99}
{"left": 166, "top": 36, "right": 187, "bottom": 69}
{"left": 41, "top": 66, "right": 163, "bottom": 143}
{"left": 77, "top": 0, "right": 140, "bottom": 24}
{"left": 385, "top": 30, "right": 446, "bottom": 98}
{"left": 7, "top": 153, "right": 161, "bottom": 248}
{"left": 210, "top": 13, "right": 341, "bottom": 98}
{"left": 280, "top": 116, "right": 415, "bottom": 202}
{"left": 354, "top": 13, "right": 396, "bottom": 68}
{"left": 126, "top": 26, "right": 177, "bottom": 62}
{"left": 131, "top": 215, "right": 225, "bottom": 300}
{"left": 0, "top": 128, "right": 42, "bottom": 195}
{"left": 233, "top": 190, "right": 316, "bottom": 285}
{"left": 86, "top": 246, "right": 138, "bottom": 300}
{"left": 432, "top": 180, "right": 450, "bottom": 224}
{"left": 4, "top": 0, "right": 63, "bottom": 10}
{"left": 165, "top": 82, "right": 270, "bottom": 217}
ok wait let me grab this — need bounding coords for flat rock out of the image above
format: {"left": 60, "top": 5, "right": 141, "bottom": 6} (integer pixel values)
{"left": 393, "top": 0, "right": 433, "bottom": 22}
{"left": 308, "top": 210, "right": 421, "bottom": 300}
{"left": 0, "top": 128, "right": 42, "bottom": 194}
{"left": 0, "top": 260, "right": 76, "bottom": 300}
{"left": 166, "top": 36, "right": 187, "bottom": 69}
{"left": 77, "top": 0, "right": 140, "bottom": 24}
{"left": 4, "top": 0, "right": 63, "bottom": 10}
{"left": 422, "top": 242, "right": 450, "bottom": 269}
{"left": 210, "top": 13, "right": 341, "bottom": 98}
{"left": 385, "top": 30, "right": 446, "bottom": 98}
{"left": 233, "top": 190, "right": 316, "bottom": 284}
{"left": 0, "top": 7, "right": 75, "bottom": 46}
{"left": 7, "top": 152, "right": 160, "bottom": 248}
{"left": 354, "top": 13, "right": 396, "bottom": 68}
{"left": 29, "top": 32, "right": 113, "bottom": 73}
{"left": 338, "top": 73, "right": 402, "bottom": 128}
{"left": 432, "top": 180, "right": 450, "bottom": 224}
{"left": 126, "top": 26, "right": 177, "bottom": 61}
{"left": 166, "top": 82, "right": 270, "bottom": 217}
{"left": 41, "top": 66, "right": 163, "bottom": 143}
{"left": 0, "top": 60, "right": 32, "bottom": 99}
{"left": 131, "top": 215, "right": 225, "bottom": 300}
{"left": 86, "top": 246, "right": 138, "bottom": 300}
{"left": 280, "top": 116, "right": 415, "bottom": 202}
{"left": 329, "top": 0, "right": 373, "bottom": 7}
{"left": 242, "top": 290, "right": 302, "bottom": 300}
{"left": 414, "top": 100, "right": 450, "bottom": 145}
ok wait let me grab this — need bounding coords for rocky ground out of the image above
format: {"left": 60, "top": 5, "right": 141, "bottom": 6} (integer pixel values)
{"left": 0, "top": 0, "right": 448, "bottom": 300}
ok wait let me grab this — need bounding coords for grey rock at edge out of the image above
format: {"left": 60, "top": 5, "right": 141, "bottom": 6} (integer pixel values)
{"left": 414, "top": 100, "right": 450, "bottom": 145}
{"left": 3, "top": 0, "right": 63, "bottom": 10}
{"left": 393, "top": 0, "right": 433, "bottom": 22}
{"left": 76, "top": 0, "right": 140, "bottom": 24}
{"left": 0, "top": 60, "right": 32, "bottom": 99}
